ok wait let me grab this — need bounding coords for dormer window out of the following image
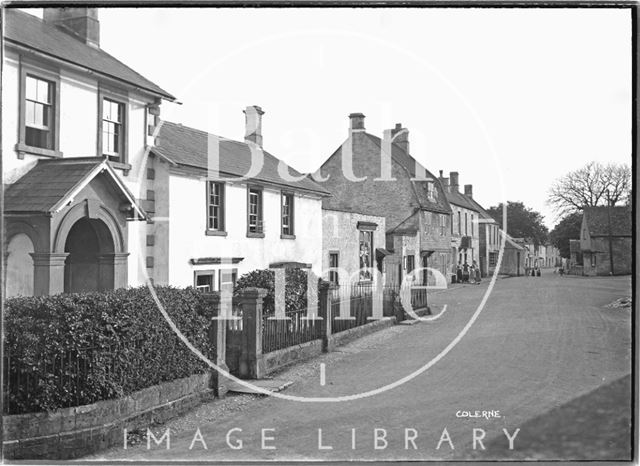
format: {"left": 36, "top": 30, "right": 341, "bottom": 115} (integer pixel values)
{"left": 426, "top": 181, "right": 437, "bottom": 202}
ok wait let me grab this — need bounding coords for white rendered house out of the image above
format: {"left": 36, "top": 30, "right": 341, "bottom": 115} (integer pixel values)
{"left": 3, "top": 8, "right": 174, "bottom": 296}
{"left": 149, "top": 107, "right": 329, "bottom": 291}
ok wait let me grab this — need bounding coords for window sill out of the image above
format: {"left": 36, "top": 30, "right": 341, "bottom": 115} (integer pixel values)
{"left": 15, "top": 143, "right": 62, "bottom": 159}
{"left": 205, "top": 230, "right": 228, "bottom": 237}
{"left": 247, "top": 232, "right": 265, "bottom": 238}
{"left": 280, "top": 234, "right": 296, "bottom": 240}
{"left": 107, "top": 160, "right": 132, "bottom": 174}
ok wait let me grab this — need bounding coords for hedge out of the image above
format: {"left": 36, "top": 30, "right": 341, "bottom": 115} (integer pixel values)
{"left": 3, "top": 286, "right": 214, "bottom": 415}
{"left": 234, "top": 268, "right": 317, "bottom": 315}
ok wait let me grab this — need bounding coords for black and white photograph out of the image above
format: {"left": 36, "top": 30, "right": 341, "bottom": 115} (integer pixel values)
{"left": 0, "top": 2, "right": 635, "bottom": 462}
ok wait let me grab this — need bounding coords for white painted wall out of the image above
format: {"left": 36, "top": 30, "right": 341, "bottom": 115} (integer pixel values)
{"left": 168, "top": 174, "right": 323, "bottom": 287}
{"left": 450, "top": 203, "right": 480, "bottom": 266}
{"left": 5, "top": 233, "right": 35, "bottom": 297}
{"left": 2, "top": 49, "right": 153, "bottom": 201}
{"left": 3, "top": 49, "right": 155, "bottom": 291}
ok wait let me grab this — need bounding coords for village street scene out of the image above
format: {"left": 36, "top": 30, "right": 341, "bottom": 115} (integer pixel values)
{"left": 1, "top": 6, "right": 634, "bottom": 463}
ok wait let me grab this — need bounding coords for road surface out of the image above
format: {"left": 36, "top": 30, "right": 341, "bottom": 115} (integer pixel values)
{"left": 93, "top": 273, "right": 632, "bottom": 461}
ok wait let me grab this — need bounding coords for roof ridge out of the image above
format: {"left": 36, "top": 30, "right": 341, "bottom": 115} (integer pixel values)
{"left": 5, "top": 9, "right": 175, "bottom": 100}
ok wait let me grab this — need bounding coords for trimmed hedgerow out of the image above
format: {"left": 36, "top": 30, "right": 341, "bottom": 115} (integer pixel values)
{"left": 234, "top": 268, "right": 312, "bottom": 315}
{"left": 3, "top": 286, "right": 214, "bottom": 414}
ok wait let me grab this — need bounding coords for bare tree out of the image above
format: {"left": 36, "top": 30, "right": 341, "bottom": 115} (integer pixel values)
{"left": 547, "top": 161, "right": 631, "bottom": 217}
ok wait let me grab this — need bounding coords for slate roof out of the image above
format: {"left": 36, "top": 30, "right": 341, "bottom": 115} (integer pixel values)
{"left": 151, "top": 121, "right": 330, "bottom": 196}
{"left": 363, "top": 133, "right": 452, "bottom": 214}
{"left": 445, "top": 188, "right": 478, "bottom": 212}
{"left": 4, "top": 9, "right": 174, "bottom": 100}
{"left": 4, "top": 158, "right": 145, "bottom": 216}
{"left": 583, "top": 206, "right": 632, "bottom": 237}
{"left": 466, "top": 197, "right": 497, "bottom": 222}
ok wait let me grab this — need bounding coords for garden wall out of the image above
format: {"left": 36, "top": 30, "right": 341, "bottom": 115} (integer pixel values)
{"left": 3, "top": 373, "right": 213, "bottom": 460}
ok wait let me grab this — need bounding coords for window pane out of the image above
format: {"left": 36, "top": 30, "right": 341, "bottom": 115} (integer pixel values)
{"left": 26, "top": 76, "right": 37, "bottom": 100}
{"left": 34, "top": 103, "right": 44, "bottom": 127}
{"left": 37, "top": 79, "right": 50, "bottom": 103}
{"left": 25, "top": 101, "right": 35, "bottom": 126}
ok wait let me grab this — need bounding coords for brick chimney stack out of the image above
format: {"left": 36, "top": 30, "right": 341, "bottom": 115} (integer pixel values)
{"left": 244, "top": 105, "right": 264, "bottom": 147}
{"left": 464, "top": 184, "right": 473, "bottom": 198}
{"left": 391, "top": 123, "right": 409, "bottom": 154}
{"left": 450, "top": 171, "right": 459, "bottom": 192}
{"left": 349, "top": 113, "right": 366, "bottom": 132}
{"left": 438, "top": 170, "right": 450, "bottom": 192}
{"left": 43, "top": 8, "right": 100, "bottom": 47}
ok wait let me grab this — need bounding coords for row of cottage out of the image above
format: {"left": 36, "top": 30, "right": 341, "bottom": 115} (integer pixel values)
{"left": 3, "top": 8, "right": 549, "bottom": 297}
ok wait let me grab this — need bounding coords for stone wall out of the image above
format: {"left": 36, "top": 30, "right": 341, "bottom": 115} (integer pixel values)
{"left": 583, "top": 236, "right": 632, "bottom": 276}
{"left": 3, "top": 373, "right": 213, "bottom": 460}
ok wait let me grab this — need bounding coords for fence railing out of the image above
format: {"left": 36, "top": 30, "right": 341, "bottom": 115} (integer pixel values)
{"left": 2, "top": 338, "right": 155, "bottom": 415}
{"left": 411, "top": 287, "right": 428, "bottom": 310}
{"left": 262, "top": 308, "right": 325, "bottom": 353}
{"left": 330, "top": 283, "right": 373, "bottom": 334}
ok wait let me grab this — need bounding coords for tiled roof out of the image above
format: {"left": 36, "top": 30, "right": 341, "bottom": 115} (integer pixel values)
{"left": 4, "top": 9, "right": 174, "bottom": 100}
{"left": 364, "top": 133, "right": 452, "bottom": 214}
{"left": 445, "top": 188, "right": 478, "bottom": 211}
{"left": 583, "top": 206, "right": 632, "bottom": 237}
{"left": 4, "top": 158, "right": 145, "bottom": 216}
{"left": 467, "top": 197, "right": 497, "bottom": 222}
{"left": 152, "top": 121, "right": 330, "bottom": 196}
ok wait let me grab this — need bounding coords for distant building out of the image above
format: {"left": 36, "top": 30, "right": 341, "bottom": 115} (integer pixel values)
{"left": 580, "top": 206, "right": 632, "bottom": 276}
{"left": 437, "top": 172, "right": 480, "bottom": 279}
{"left": 544, "top": 244, "right": 562, "bottom": 268}
{"left": 568, "top": 239, "right": 583, "bottom": 275}
{"left": 462, "top": 188, "right": 501, "bottom": 278}
{"left": 498, "top": 234, "right": 526, "bottom": 276}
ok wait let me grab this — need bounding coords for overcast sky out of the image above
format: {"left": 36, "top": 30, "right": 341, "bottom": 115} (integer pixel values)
{"left": 26, "top": 7, "right": 632, "bottom": 228}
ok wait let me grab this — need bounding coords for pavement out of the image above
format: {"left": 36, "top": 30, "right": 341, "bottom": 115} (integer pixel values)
{"left": 90, "top": 272, "right": 632, "bottom": 461}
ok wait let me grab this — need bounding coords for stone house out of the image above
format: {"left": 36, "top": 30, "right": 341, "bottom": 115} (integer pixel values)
{"left": 568, "top": 239, "right": 583, "bottom": 275}
{"left": 438, "top": 171, "right": 481, "bottom": 279}
{"left": 544, "top": 244, "right": 562, "bottom": 268}
{"left": 322, "top": 209, "right": 387, "bottom": 286}
{"left": 466, "top": 195, "right": 501, "bottom": 278}
{"left": 149, "top": 108, "right": 330, "bottom": 290}
{"left": 317, "top": 115, "right": 452, "bottom": 287}
{"left": 579, "top": 206, "right": 631, "bottom": 276}
{"left": 498, "top": 234, "right": 526, "bottom": 276}
{"left": 3, "top": 8, "right": 174, "bottom": 297}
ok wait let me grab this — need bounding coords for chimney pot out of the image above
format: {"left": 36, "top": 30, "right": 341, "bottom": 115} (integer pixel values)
{"left": 450, "top": 171, "right": 459, "bottom": 192}
{"left": 43, "top": 8, "right": 100, "bottom": 47}
{"left": 464, "top": 184, "right": 473, "bottom": 198}
{"left": 349, "top": 113, "right": 366, "bottom": 131}
{"left": 244, "top": 105, "right": 264, "bottom": 147}
{"left": 439, "top": 170, "right": 443, "bottom": 177}
{"left": 389, "top": 123, "right": 409, "bottom": 154}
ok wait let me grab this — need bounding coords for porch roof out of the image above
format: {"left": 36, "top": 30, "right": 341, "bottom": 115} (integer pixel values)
{"left": 4, "top": 157, "right": 146, "bottom": 218}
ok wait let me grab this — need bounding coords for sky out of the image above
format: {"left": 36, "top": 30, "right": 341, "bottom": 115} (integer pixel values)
{"left": 25, "top": 7, "right": 632, "bottom": 228}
